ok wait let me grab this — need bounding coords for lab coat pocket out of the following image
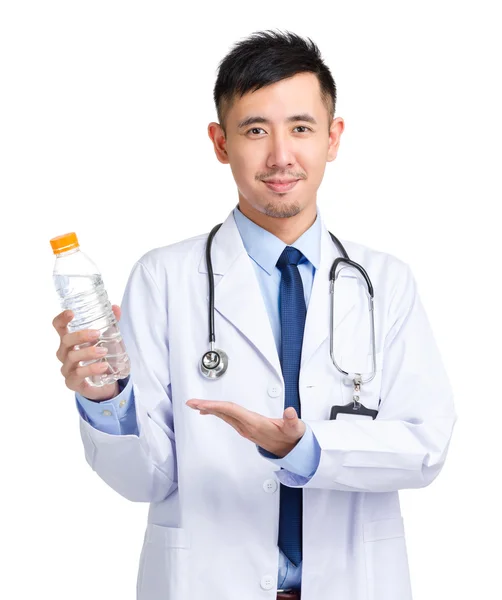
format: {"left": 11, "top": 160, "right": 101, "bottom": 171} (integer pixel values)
{"left": 363, "top": 517, "right": 413, "bottom": 600}
{"left": 137, "top": 524, "right": 191, "bottom": 600}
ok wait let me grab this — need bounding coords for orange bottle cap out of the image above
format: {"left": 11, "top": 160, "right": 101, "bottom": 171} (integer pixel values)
{"left": 50, "top": 232, "right": 79, "bottom": 255}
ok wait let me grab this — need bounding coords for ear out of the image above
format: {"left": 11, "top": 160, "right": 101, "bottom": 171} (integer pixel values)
{"left": 208, "top": 122, "right": 229, "bottom": 164}
{"left": 327, "top": 117, "right": 345, "bottom": 162}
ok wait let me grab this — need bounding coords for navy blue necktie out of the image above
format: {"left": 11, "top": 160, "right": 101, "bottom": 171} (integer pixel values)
{"left": 276, "top": 246, "right": 306, "bottom": 567}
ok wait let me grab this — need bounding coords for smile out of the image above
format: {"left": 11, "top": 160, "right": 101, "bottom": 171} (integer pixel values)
{"left": 263, "top": 180, "right": 299, "bottom": 193}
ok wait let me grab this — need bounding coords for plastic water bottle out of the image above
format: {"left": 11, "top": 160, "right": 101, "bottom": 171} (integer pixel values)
{"left": 50, "top": 232, "right": 130, "bottom": 387}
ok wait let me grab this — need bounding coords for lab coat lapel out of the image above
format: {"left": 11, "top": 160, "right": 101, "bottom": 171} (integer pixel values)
{"left": 198, "top": 211, "right": 283, "bottom": 381}
{"left": 300, "top": 218, "right": 356, "bottom": 370}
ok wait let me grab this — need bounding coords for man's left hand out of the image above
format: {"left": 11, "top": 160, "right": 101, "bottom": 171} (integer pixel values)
{"left": 186, "top": 399, "right": 306, "bottom": 458}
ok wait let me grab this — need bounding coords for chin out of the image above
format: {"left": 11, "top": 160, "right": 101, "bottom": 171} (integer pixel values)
{"left": 262, "top": 200, "right": 302, "bottom": 219}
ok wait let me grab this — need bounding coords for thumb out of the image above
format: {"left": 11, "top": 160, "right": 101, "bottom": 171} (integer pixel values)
{"left": 284, "top": 407, "right": 298, "bottom": 422}
{"left": 112, "top": 304, "right": 121, "bottom": 322}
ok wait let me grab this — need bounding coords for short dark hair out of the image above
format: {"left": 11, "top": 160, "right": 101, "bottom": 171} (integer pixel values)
{"left": 213, "top": 29, "right": 337, "bottom": 136}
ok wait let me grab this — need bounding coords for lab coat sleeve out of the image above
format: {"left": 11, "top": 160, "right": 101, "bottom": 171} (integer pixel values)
{"left": 276, "top": 263, "right": 457, "bottom": 492}
{"left": 256, "top": 422, "right": 321, "bottom": 478}
{"left": 75, "top": 375, "right": 137, "bottom": 435}
{"left": 76, "top": 260, "right": 178, "bottom": 503}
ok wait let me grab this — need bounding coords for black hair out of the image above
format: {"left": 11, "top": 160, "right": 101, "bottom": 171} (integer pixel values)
{"left": 213, "top": 29, "right": 337, "bottom": 137}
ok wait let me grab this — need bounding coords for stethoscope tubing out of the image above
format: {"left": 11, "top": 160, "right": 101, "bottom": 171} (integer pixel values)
{"left": 206, "top": 223, "right": 222, "bottom": 349}
{"left": 202, "top": 223, "right": 376, "bottom": 382}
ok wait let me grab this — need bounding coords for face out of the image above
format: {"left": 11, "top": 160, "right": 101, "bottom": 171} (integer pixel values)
{"left": 208, "top": 72, "right": 344, "bottom": 220}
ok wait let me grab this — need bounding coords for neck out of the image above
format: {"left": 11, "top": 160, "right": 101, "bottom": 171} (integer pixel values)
{"left": 237, "top": 200, "right": 317, "bottom": 245}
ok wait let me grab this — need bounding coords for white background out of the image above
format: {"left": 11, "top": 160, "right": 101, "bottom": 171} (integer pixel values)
{"left": 1, "top": 1, "right": 501, "bottom": 598}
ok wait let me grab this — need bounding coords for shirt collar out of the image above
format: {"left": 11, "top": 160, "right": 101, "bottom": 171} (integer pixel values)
{"left": 233, "top": 203, "right": 322, "bottom": 275}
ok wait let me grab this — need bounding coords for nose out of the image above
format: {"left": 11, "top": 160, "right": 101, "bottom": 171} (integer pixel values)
{"left": 266, "top": 132, "right": 296, "bottom": 170}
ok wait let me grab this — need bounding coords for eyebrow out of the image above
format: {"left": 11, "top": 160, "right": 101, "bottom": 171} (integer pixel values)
{"left": 237, "top": 113, "right": 318, "bottom": 129}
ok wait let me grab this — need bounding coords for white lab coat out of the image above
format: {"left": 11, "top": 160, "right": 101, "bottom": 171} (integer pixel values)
{"left": 77, "top": 208, "right": 456, "bottom": 600}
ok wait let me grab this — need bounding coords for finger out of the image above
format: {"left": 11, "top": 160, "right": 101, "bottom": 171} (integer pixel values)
{"left": 54, "top": 310, "right": 75, "bottom": 363}
{"left": 52, "top": 309, "right": 74, "bottom": 337}
{"left": 56, "top": 328, "right": 101, "bottom": 363}
{"left": 66, "top": 344, "right": 109, "bottom": 369}
{"left": 111, "top": 304, "right": 121, "bottom": 321}
{"left": 223, "top": 412, "right": 258, "bottom": 440}
{"left": 194, "top": 400, "right": 255, "bottom": 422}
{"left": 62, "top": 352, "right": 102, "bottom": 379}
{"left": 189, "top": 399, "right": 265, "bottom": 435}
{"left": 219, "top": 415, "right": 248, "bottom": 438}
{"left": 199, "top": 410, "right": 248, "bottom": 438}
{"left": 64, "top": 360, "right": 110, "bottom": 388}
{"left": 62, "top": 328, "right": 101, "bottom": 350}
{"left": 214, "top": 405, "right": 262, "bottom": 436}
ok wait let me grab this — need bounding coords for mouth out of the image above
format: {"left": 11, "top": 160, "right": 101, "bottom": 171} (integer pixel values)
{"left": 263, "top": 179, "right": 300, "bottom": 193}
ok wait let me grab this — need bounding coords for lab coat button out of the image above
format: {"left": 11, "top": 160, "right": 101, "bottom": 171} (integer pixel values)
{"left": 260, "top": 575, "right": 275, "bottom": 590}
{"left": 268, "top": 384, "right": 281, "bottom": 397}
{"left": 102, "top": 410, "right": 112, "bottom": 416}
{"left": 263, "top": 479, "right": 278, "bottom": 493}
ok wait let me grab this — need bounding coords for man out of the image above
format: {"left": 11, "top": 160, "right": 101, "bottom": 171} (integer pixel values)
{"left": 54, "top": 29, "right": 456, "bottom": 600}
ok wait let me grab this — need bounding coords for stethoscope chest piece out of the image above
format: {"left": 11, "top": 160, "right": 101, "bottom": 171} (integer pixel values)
{"left": 200, "top": 348, "right": 229, "bottom": 379}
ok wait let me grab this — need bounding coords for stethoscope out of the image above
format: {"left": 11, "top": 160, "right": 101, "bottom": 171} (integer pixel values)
{"left": 200, "top": 223, "right": 379, "bottom": 420}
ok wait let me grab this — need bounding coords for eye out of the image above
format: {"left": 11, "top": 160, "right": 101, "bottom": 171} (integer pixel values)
{"left": 246, "top": 127, "right": 266, "bottom": 135}
{"left": 245, "top": 126, "right": 313, "bottom": 135}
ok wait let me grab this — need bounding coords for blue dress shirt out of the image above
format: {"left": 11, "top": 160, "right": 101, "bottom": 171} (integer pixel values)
{"left": 75, "top": 204, "right": 323, "bottom": 590}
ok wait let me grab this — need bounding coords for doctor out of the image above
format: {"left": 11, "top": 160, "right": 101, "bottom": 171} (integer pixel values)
{"left": 53, "top": 30, "right": 456, "bottom": 600}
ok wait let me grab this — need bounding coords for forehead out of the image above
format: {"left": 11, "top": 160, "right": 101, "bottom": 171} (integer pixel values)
{"left": 227, "top": 72, "right": 325, "bottom": 123}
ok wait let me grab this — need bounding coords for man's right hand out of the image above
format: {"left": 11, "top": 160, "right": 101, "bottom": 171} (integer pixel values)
{"left": 53, "top": 305, "right": 122, "bottom": 402}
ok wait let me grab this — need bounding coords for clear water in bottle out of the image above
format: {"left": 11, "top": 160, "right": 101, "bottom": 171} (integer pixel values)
{"left": 50, "top": 233, "right": 130, "bottom": 387}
